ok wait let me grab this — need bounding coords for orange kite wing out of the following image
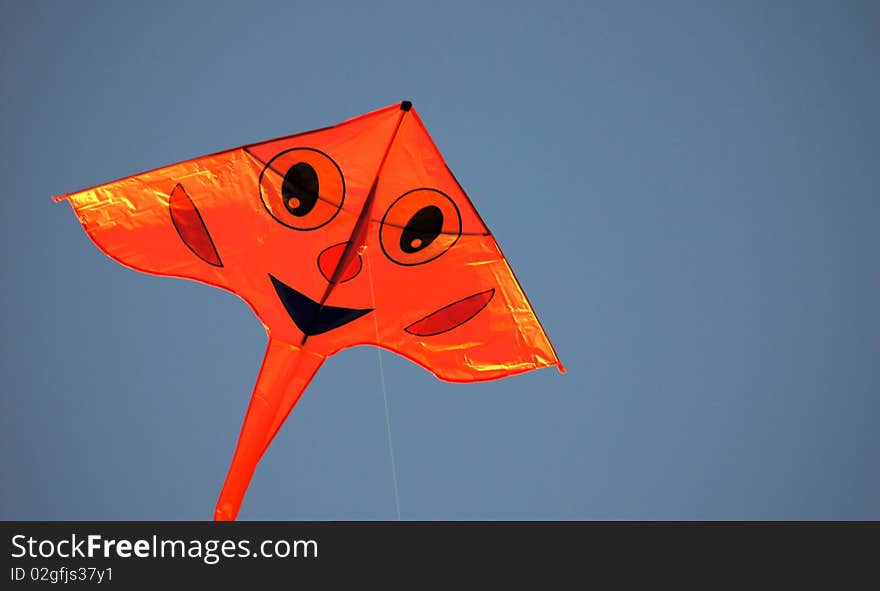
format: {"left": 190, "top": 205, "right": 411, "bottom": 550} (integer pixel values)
{"left": 57, "top": 101, "right": 564, "bottom": 520}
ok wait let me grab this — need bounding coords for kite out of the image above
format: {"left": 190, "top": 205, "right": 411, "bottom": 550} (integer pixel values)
{"left": 56, "top": 101, "right": 564, "bottom": 520}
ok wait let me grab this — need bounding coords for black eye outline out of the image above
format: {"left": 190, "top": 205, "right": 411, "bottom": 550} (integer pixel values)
{"left": 379, "top": 188, "right": 462, "bottom": 266}
{"left": 258, "top": 147, "right": 346, "bottom": 232}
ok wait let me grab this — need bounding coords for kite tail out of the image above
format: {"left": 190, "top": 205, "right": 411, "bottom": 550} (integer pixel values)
{"left": 214, "top": 338, "right": 325, "bottom": 521}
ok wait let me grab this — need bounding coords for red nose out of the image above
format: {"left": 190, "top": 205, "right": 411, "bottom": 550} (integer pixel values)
{"left": 318, "top": 241, "right": 363, "bottom": 284}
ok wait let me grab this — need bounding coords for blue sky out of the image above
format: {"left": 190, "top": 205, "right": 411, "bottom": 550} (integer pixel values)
{"left": 1, "top": 0, "right": 878, "bottom": 519}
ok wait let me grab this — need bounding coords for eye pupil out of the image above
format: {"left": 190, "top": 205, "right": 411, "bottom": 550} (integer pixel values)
{"left": 400, "top": 205, "right": 443, "bottom": 253}
{"left": 282, "top": 162, "right": 319, "bottom": 217}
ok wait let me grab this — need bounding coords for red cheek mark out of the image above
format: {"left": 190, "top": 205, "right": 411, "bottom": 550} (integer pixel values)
{"left": 169, "top": 183, "right": 222, "bottom": 267}
{"left": 405, "top": 289, "right": 495, "bottom": 336}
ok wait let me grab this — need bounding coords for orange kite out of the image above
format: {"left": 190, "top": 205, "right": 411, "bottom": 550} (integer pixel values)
{"left": 56, "top": 101, "right": 564, "bottom": 520}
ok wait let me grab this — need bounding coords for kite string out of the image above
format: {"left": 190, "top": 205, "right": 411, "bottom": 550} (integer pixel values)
{"left": 363, "top": 246, "right": 402, "bottom": 521}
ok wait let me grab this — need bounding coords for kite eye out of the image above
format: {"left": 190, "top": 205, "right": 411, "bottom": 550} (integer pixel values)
{"left": 282, "top": 163, "right": 319, "bottom": 217}
{"left": 259, "top": 148, "right": 345, "bottom": 231}
{"left": 380, "top": 188, "right": 461, "bottom": 266}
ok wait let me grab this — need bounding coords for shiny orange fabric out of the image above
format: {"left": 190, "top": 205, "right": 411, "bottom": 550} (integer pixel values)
{"left": 57, "top": 102, "right": 564, "bottom": 520}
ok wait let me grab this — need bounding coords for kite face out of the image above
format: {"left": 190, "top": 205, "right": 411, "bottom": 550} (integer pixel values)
{"left": 58, "top": 101, "right": 563, "bottom": 519}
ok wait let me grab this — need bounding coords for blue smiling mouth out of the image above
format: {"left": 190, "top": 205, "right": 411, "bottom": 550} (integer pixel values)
{"left": 269, "top": 274, "right": 372, "bottom": 337}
